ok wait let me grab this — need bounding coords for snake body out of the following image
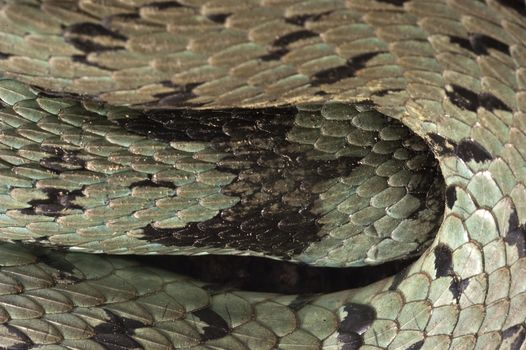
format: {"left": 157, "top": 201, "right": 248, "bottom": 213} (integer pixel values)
{"left": 0, "top": 0, "right": 524, "bottom": 349}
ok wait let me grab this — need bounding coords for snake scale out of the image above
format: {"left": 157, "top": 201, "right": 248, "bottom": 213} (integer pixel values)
{"left": 0, "top": 0, "right": 523, "bottom": 349}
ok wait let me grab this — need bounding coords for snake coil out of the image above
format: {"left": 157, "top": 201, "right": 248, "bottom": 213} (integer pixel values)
{"left": 0, "top": 0, "right": 523, "bottom": 349}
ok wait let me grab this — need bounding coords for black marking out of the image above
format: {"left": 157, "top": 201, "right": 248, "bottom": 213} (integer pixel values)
{"left": 338, "top": 332, "right": 364, "bottom": 350}
{"left": 446, "top": 84, "right": 479, "bottom": 112}
{"left": 339, "top": 303, "right": 376, "bottom": 335}
{"left": 39, "top": 146, "right": 86, "bottom": 173}
{"left": 434, "top": 244, "right": 454, "bottom": 277}
{"left": 192, "top": 308, "right": 230, "bottom": 340}
{"left": 388, "top": 267, "right": 409, "bottom": 291}
{"left": 130, "top": 177, "right": 176, "bottom": 190}
{"left": 2, "top": 324, "right": 33, "bottom": 349}
{"left": 479, "top": 92, "right": 512, "bottom": 112}
{"left": 155, "top": 82, "right": 201, "bottom": 106}
{"left": 428, "top": 133, "right": 456, "bottom": 156}
{"left": 496, "top": 0, "right": 526, "bottom": 16}
{"left": 65, "top": 22, "right": 126, "bottom": 52}
{"left": 34, "top": 248, "right": 81, "bottom": 279}
{"left": 92, "top": 309, "right": 146, "bottom": 349}
{"left": 146, "top": 1, "right": 183, "bottom": 9}
{"left": 449, "top": 36, "right": 473, "bottom": 51}
{"left": 449, "top": 277, "right": 469, "bottom": 303}
{"left": 375, "top": 0, "right": 409, "bottom": 6}
{"left": 445, "top": 186, "right": 457, "bottom": 209}
{"left": 92, "top": 334, "right": 142, "bottom": 350}
{"left": 71, "top": 55, "right": 109, "bottom": 70}
{"left": 456, "top": 139, "right": 493, "bottom": 163}
{"left": 23, "top": 188, "right": 84, "bottom": 217}
{"left": 260, "top": 48, "right": 289, "bottom": 61}
{"left": 505, "top": 209, "right": 526, "bottom": 258}
{"left": 469, "top": 33, "right": 510, "bottom": 55}
{"left": 449, "top": 34, "right": 510, "bottom": 55}
{"left": 67, "top": 22, "right": 127, "bottom": 40}
{"left": 273, "top": 30, "right": 318, "bottom": 47}
{"left": 0, "top": 52, "right": 11, "bottom": 59}
{"left": 406, "top": 340, "right": 425, "bottom": 350}
{"left": 502, "top": 324, "right": 526, "bottom": 350}
{"left": 207, "top": 13, "right": 230, "bottom": 24}
{"left": 311, "top": 52, "right": 379, "bottom": 86}
{"left": 338, "top": 303, "right": 375, "bottom": 350}
{"left": 288, "top": 294, "right": 316, "bottom": 311}
{"left": 284, "top": 12, "right": 328, "bottom": 26}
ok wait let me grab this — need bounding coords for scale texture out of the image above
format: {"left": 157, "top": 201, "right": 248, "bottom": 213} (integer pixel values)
{"left": 0, "top": 0, "right": 523, "bottom": 349}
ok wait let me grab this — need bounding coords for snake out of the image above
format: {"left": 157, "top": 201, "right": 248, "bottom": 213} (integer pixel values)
{"left": 0, "top": 0, "right": 523, "bottom": 349}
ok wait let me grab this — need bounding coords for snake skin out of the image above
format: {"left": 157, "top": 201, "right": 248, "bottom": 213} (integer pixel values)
{"left": 0, "top": 0, "right": 524, "bottom": 349}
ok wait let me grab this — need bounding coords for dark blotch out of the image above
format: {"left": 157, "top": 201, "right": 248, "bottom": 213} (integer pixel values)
{"left": 156, "top": 82, "right": 201, "bottom": 106}
{"left": 34, "top": 248, "right": 80, "bottom": 278}
{"left": 273, "top": 30, "right": 318, "bottom": 47}
{"left": 260, "top": 48, "right": 289, "bottom": 61}
{"left": 339, "top": 303, "right": 376, "bottom": 335}
{"left": 207, "top": 13, "right": 230, "bottom": 24}
{"left": 469, "top": 33, "right": 510, "bottom": 55}
{"left": 456, "top": 139, "right": 493, "bottom": 163}
{"left": 66, "top": 22, "right": 126, "bottom": 52}
{"left": 146, "top": 1, "right": 183, "bottom": 9}
{"left": 337, "top": 303, "right": 375, "bottom": 350}
{"left": 93, "top": 309, "right": 145, "bottom": 337}
{"left": 495, "top": 0, "right": 526, "bottom": 16}
{"left": 449, "top": 277, "right": 470, "bottom": 303}
{"left": 375, "top": 0, "right": 409, "bottom": 6}
{"left": 449, "top": 36, "right": 473, "bottom": 51}
{"left": 388, "top": 267, "right": 408, "bottom": 291}
{"left": 479, "top": 92, "right": 512, "bottom": 112}
{"left": 130, "top": 178, "right": 176, "bottom": 189}
{"left": 288, "top": 294, "right": 316, "bottom": 310}
{"left": 92, "top": 334, "right": 142, "bottom": 350}
{"left": 71, "top": 55, "right": 108, "bottom": 70}
{"left": 505, "top": 209, "right": 526, "bottom": 258}
{"left": 449, "top": 34, "right": 510, "bottom": 55}
{"left": 502, "top": 324, "right": 526, "bottom": 350}
{"left": 406, "top": 340, "right": 425, "bottom": 350}
{"left": 445, "top": 186, "right": 457, "bottom": 209}
{"left": 428, "top": 133, "right": 456, "bottom": 156}
{"left": 338, "top": 332, "right": 364, "bottom": 350}
{"left": 428, "top": 133, "right": 448, "bottom": 148}
{"left": 3, "top": 324, "right": 32, "bottom": 349}
{"left": 23, "top": 188, "right": 83, "bottom": 217}
{"left": 311, "top": 52, "right": 380, "bottom": 86}
{"left": 192, "top": 308, "right": 230, "bottom": 340}
{"left": 284, "top": 13, "right": 328, "bottom": 26}
{"left": 445, "top": 84, "right": 479, "bottom": 112}
{"left": 434, "top": 244, "right": 454, "bottom": 277}
{"left": 39, "top": 146, "right": 86, "bottom": 173}
{"left": 67, "top": 22, "right": 127, "bottom": 40}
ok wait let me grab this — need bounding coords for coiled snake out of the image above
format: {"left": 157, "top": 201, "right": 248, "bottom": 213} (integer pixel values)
{"left": 0, "top": 0, "right": 523, "bottom": 349}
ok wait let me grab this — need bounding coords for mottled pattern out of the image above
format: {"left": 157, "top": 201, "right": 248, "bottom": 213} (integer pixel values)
{"left": 0, "top": 85, "right": 441, "bottom": 266}
{"left": 0, "top": 0, "right": 522, "bottom": 349}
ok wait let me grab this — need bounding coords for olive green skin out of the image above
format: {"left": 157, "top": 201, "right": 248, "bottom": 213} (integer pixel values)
{"left": 0, "top": 0, "right": 523, "bottom": 349}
